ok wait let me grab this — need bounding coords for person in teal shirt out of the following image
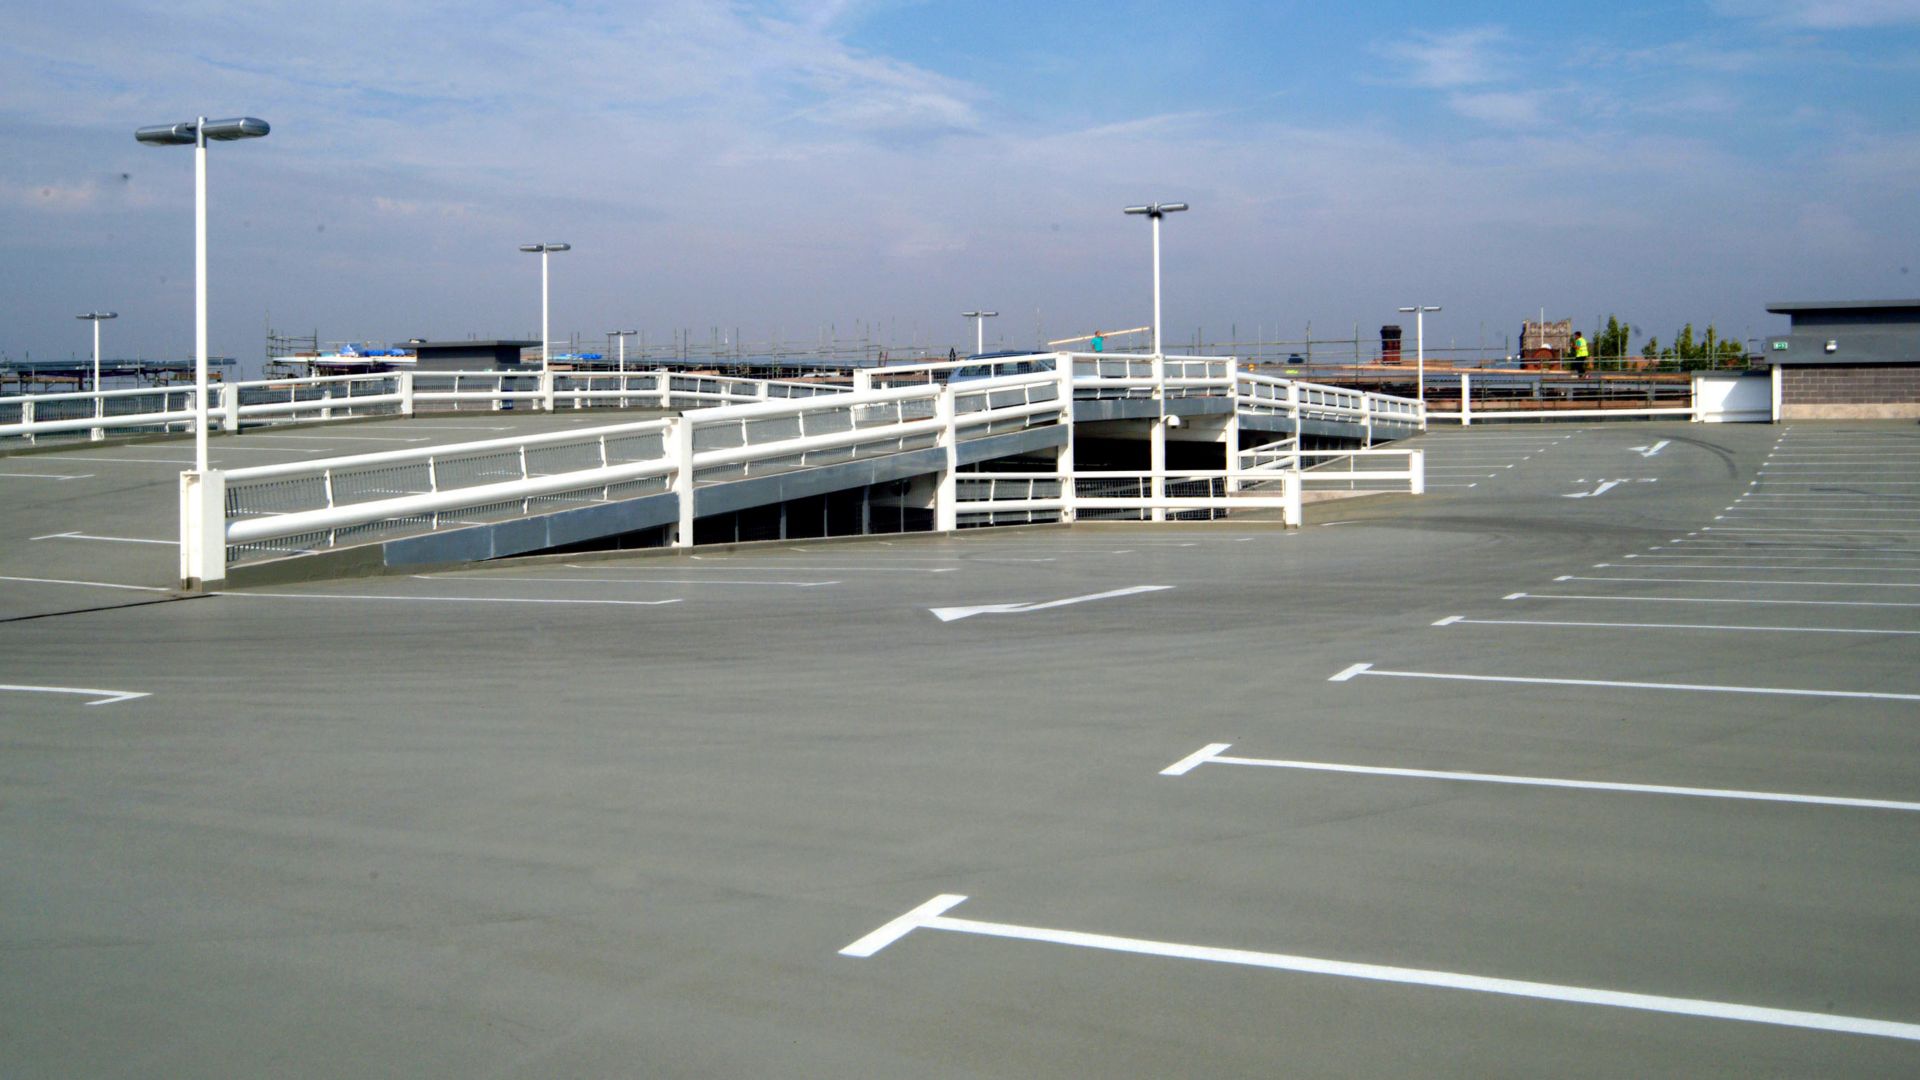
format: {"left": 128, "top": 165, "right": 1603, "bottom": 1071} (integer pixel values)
{"left": 1090, "top": 332, "right": 1104, "bottom": 353}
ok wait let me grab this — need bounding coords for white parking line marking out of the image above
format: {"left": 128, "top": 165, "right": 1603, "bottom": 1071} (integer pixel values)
{"left": 0, "top": 683, "right": 149, "bottom": 706}
{"left": 567, "top": 563, "right": 958, "bottom": 574}
{"left": 931, "top": 585, "right": 1172, "bottom": 622}
{"left": 1162, "top": 742, "right": 1920, "bottom": 812}
{"left": 1433, "top": 614, "right": 1920, "bottom": 636}
{"left": 31, "top": 531, "right": 176, "bottom": 546}
{"left": 1628, "top": 440, "right": 1670, "bottom": 458}
{"left": 1330, "top": 661, "right": 1920, "bottom": 702}
{"left": 0, "top": 471, "right": 93, "bottom": 480}
{"left": 1704, "top": 527, "right": 1917, "bottom": 536}
{"left": 220, "top": 592, "right": 685, "bottom": 607}
{"left": 238, "top": 433, "right": 432, "bottom": 443}
{"left": 38, "top": 455, "right": 200, "bottom": 465}
{"left": 0, "top": 575, "right": 170, "bottom": 592}
{"left": 1508, "top": 590, "right": 1920, "bottom": 609}
{"left": 416, "top": 574, "right": 838, "bottom": 588}
{"left": 1598, "top": 561, "right": 1920, "bottom": 573}
{"left": 840, "top": 895, "right": 1920, "bottom": 1043}
{"left": 1556, "top": 573, "right": 1920, "bottom": 588}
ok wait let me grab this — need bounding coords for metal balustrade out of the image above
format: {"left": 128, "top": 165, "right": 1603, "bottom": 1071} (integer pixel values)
{"left": 184, "top": 365, "right": 1073, "bottom": 582}
{"left": 953, "top": 469, "right": 1302, "bottom": 526}
{"left": 146, "top": 352, "right": 1443, "bottom": 586}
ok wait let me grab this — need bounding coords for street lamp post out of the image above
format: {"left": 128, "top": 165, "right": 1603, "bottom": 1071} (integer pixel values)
{"left": 1122, "top": 202, "right": 1187, "bottom": 359}
{"left": 1398, "top": 305, "right": 1442, "bottom": 404}
{"left": 960, "top": 310, "right": 998, "bottom": 356}
{"left": 608, "top": 329, "right": 637, "bottom": 375}
{"left": 1123, "top": 201, "right": 1188, "bottom": 523}
{"left": 136, "top": 116, "right": 269, "bottom": 473}
{"left": 608, "top": 329, "right": 637, "bottom": 408}
{"left": 519, "top": 243, "right": 571, "bottom": 375}
{"left": 76, "top": 311, "right": 118, "bottom": 441}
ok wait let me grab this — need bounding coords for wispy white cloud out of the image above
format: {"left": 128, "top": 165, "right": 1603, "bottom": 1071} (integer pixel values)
{"left": 1374, "top": 27, "right": 1511, "bottom": 89}
{"left": 1713, "top": 0, "right": 1920, "bottom": 28}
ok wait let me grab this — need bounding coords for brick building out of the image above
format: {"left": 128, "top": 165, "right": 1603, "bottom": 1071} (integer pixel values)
{"left": 1761, "top": 300, "right": 1920, "bottom": 419}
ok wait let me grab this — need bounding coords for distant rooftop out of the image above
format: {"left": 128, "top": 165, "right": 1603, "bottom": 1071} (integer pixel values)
{"left": 1765, "top": 299, "right": 1920, "bottom": 314}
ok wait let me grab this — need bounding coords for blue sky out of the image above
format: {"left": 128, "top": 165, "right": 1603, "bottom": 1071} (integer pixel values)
{"left": 2, "top": 0, "right": 1916, "bottom": 364}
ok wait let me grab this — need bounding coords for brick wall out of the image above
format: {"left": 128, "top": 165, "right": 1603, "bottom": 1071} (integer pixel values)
{"left": 1781, "top": 362, "right": 1920, "bottom": 418}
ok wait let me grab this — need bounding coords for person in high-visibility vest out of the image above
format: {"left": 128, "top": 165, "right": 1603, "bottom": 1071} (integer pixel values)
{"left": 1571, "top": 330, "right": 1590, "bottom": 374}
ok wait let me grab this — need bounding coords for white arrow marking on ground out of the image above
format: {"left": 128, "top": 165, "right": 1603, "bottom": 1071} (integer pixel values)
{"left": 1563, "top": 480, "right": 1622, "bottom": 499}
{"left": 1629, "top": 440, "right": 1671, "bottom": 458}
{"left": 930, "top": 585, "right": 1172, "bottom": 622}
{"left": 0, "top": 683, "right": 149, "bottom": 706}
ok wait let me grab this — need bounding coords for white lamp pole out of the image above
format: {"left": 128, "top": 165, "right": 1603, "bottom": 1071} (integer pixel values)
{"left": 1398, "top": 305, "right": 1441, "bottom": 403}
{"left": 609, "top": 329, "right": 637, "bottom": 375}
{"left": 1123, "top": 202, "right": 1187, "bottom": 358}
{"left": 77, "top": 311, "right": 118, "bottom": 441}
{"left": 1123, "top": 201, "right": 1188, "bottom": 524}
{"left": 960, "top": 310, "right": 997, "bottom": 356}
{"left": 519, "top": 243, "right": 571, "bottom": 373}
{"left": 136, "top": 116, "right": 269, "bottom": 472}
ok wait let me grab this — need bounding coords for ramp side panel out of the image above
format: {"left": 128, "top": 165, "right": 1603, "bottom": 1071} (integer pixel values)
{"left": 381, "top": 492, "right": 681, "bottom": 567}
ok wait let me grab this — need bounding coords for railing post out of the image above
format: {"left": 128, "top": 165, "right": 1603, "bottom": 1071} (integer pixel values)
{"left": 91, "top": 388, "right": 105, "bottom": 442}
{"left": 178, "top": 468, "right": 227, "bottom": 591}
{"left": 1057, "top": 355, "right": 1076, "bottom": 523}
{"left": 1283, "top": 470, "right": 1302, "bottom": 529}
{"left": 934, "top": 387, "right": 958, "bottom": 532}
{"left": 659, "top": 371, "right": 672, "bottom": 410}
{"left": 1360, "top": 393, "right": 1374, "bottom": 446}
{"left": 540, "top": 369, "right": 557, "bottom": 412}
{"left": 671, "top": 416, "right": 696, "bottom": 547}
{"left": 399, "top": 371, "right": 415, "bottom": 417}
{"left": 853, "top": 368, "right": 873, "bottom": 393}
{"left": 221, "top": 382, "right": 241, "bottom": 432}
{"left": 1460, "top": 372, "right": 1473, "bottom": 426}
{"left": 1410, "top": 448, "right": 1425, "bottom": 494}
{"left": 21, "top": 398, "right": 33, "bottom": 445}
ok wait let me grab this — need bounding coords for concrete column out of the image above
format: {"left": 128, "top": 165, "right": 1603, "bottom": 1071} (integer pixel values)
{"left": 1460, "top": 372, "right": 1473, "bottom": 426}
{"left": 1770, "top": 363, "right": 1783, "bottom": 423}
{"left": 1409, "top": 449, "right": 1425, "bottom": 495}
{"left": 1149, "top": 417, "right": 1167, "bottom": 522}
{"left": 934, "top": 387, "right": 958, "bottom": 532}
{"left": 1057, "top": 355, "right": 1077, "bottom": 523}
{"left": 670, "top": 417, "right": 695, "bottom": 548}
{"left": 178, "top": 469, "right": 227, "bottom": 591}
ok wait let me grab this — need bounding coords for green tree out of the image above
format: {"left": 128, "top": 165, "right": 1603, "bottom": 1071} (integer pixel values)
{"left": 1595, "top": 315, "right": 1631, "bottom": 364}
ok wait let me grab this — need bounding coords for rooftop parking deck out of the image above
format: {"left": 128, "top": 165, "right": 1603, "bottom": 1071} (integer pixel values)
{"left": 4, "top": 420, "right": 1919, "bottom": 1076}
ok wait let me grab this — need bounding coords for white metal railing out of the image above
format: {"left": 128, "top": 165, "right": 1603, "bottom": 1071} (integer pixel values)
{"left": 1237, "top": 372, "right": 1425, "bottom": 442}
{"left": 1239, "top": 436, "right": 1300, "bottom": 473}
{"left": 1422, "top": 372, "right": 1697, "bottom": 425}
{"left": 182, "top": 364, "right": 1072, "bottom": 584}
{"left": 0, "top": 383, "right": 201, "bottom": 442}
{"left": 1071, "top": 353, "right": 1235, "bottom": 399}
{"left": 954, "top": 469, "right": 1302, "bottom": 526}
{"left": 1294, "top": 448, "right": 1426, "bottom": 494}
{"left": 1, "top": 368, "right": 852, "bottom": 444}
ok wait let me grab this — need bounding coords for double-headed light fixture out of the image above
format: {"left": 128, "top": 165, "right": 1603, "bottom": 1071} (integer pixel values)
{"left": 1397, "top": 304, "right": 1442, "bottom": 403}
{"left": 960, "top": 310, "right": 997, "bottom": 356}
{"left": 135, "top": 116, "right": 270, "bottom": 472}
{"left": 1122, "top": 202, "right": 1187, "bottom": 357}
{"left": 519, "top": 243, "right": 571, "bottom": 373}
